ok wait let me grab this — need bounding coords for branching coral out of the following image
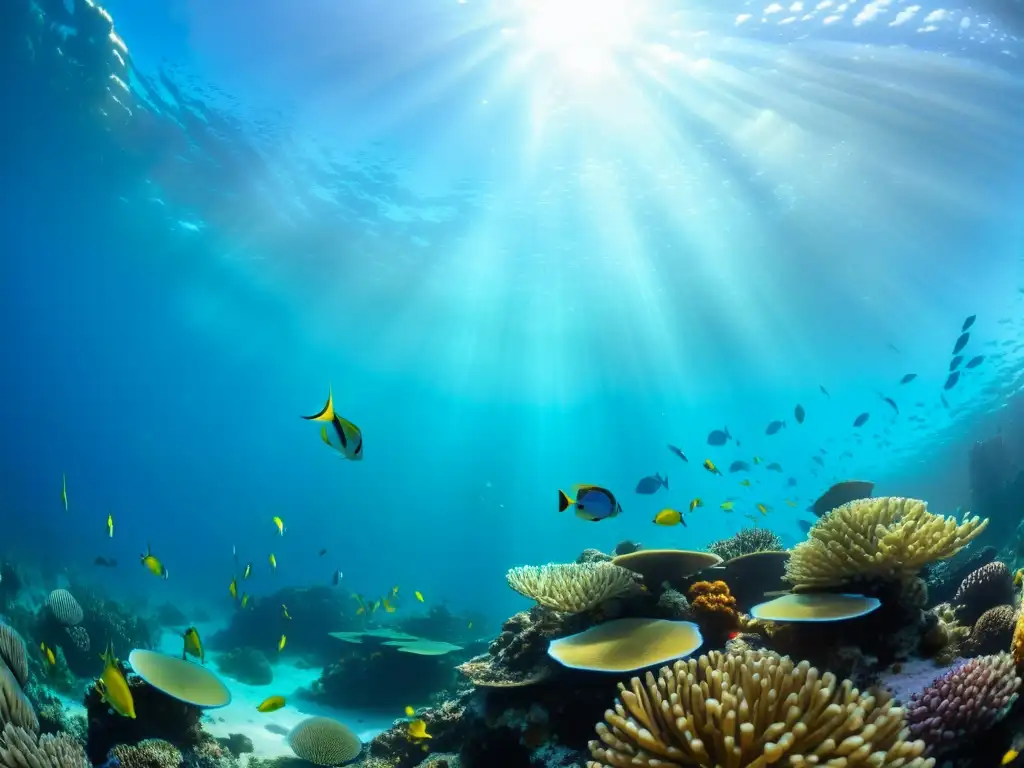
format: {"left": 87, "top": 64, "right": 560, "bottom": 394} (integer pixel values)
{"left": 588, "top": 649, "right": 933, "bottom": 768}
{"left": 0, "top": 723, "right": 88, "bottom": 768}
{"left": 505, "top": 563, "right": 636, "bottom": 613}
{"left": 785, "top": 497, "right": 987, "bottom": 590}
{"left": 707, "top": 527, "right": 784, "bottom": 561}
{"left": 906, "top": 653, "right": 1020, "bottom": 754}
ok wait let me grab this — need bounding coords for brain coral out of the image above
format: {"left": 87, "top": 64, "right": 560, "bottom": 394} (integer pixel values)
{"left": 906, "top": 653, "right": 1020, "bottom": 754}
{"left": 961, "top": 605, "right": 1015, "bottom": 657}
{"left": 0, "top": 724, "right": 88, "bottom": 768}
{"left": 288, "top": 716, "right": 362, "bottom": 766}
{"left": 505, "top": 562, "right": 636, "bottom": 613}
{"left": 46, "top": 589, "right": 83, "bottom": 627}
{"left": 785, "top": 497, "right": 987, "bottom": 590}
{"left": 588, "top": 649, "right": 933, "bottom": 768}
{"left": 0, "top": 625, "right": 28, "bottom": 688}
{"left": 0, "top": 663, "right": 37, "bottom": 732}
{"left": 952, "top": 562, "right": 1014, "bottom": 625}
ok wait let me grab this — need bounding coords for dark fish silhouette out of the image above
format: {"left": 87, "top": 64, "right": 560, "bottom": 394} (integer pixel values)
{"left": 962, "top": 314, "right": 976, "bottom": 332}
{"left": 667, "top": 444, "right": 688, "bottom": 462}
{"left": 949, "top": 355, "right": 963, "bottom": 371}
{"left": 798, "top": 520, "right": 813, "bottom": 534}
{"left": 820, "top": 385, "right": 830, "bottom": 398}
{"left": 941, "top": 393, "right": 950, "bottom": 409}
{"left": 319, "top": 549, "right": 327, "bottom": 556}
{"left": 729, "top": 460, "right": 751, "bottom": 473}
{"left": 887, "top": 343, "right": 902, "bottom": 353}
{"left": 812, "top": 480, "right": 875, "bottom": 517}
{"left": 952, "top": 332, "right": 970, "bottom": 355}
{"left": 766, "top": 420, "right": 786, "bottom": 435}
{"left": 707, "top": 427, "right": 732, "bottom": 446}
{"left": 94, "top": 557, "right": 118, "bottom": 568}
{"left": 900, "top": 373, "right": 917, "bottom": 384}
{"left": 794, "top": 404, "right": 805, "bottom": 424}
{"left": 332, "top": 569, "right": 342, "bottom": 586}
{"left": 765, "top": 462, "right": 783, "bottom": 472}
{"left": 635, "top": 473, "right": 668, "bottom": 494}
{"left": 812, "top": 456, "right": 824, "bottom": 467}
{"left": 853, "top": 412, "right": 870, "bottom": 427}
{"left": 944, "top": 371, "right": 960, "bottom": 390}
{"left": 965, "top": 355, "right": 985, "bottom": 369}
{"left": 787, "top": 477, "right": 798, "bottom": 487}
{"left": 883, "top": 397, "right": 898, "bottom": 415}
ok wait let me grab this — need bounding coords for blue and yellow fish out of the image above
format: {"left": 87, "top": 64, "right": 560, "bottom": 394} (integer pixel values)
{"left": 557, "top": 485, "right": 622, "bottom": 522}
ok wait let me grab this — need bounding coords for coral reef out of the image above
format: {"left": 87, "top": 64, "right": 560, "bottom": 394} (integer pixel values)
{"left": 685, "top": 581, "right": 738, "bottom": 643}
{"left": 0, "top": 723, "right": 89, "bottom": 768}
{"left": 906, "top": 653, "right": 1020, "bottom": 754}
{"left": 110, "top": 739, "right": 183, "bottom": 768}
{"left": 215, "top": 647, "right": 272, "bottom": 685}
{"left": 588, "top": 650, "right": 933, "bottom": 768}
{"left": 505, "top": 563, "right": 637, "bottom": 613}
{"left": 925, "top": 545, "right": 997, "bottom": 606}
{"left": 921, "top": 604, "right": 970, "bottom": 665}
{"left": 786, "top": 497, "right": 987, "bottom": 590}
{"left": 961, "top": 605, "right": 1016, "bottom": 657}
{"left": 288, "top": 717, "right": 362, "bottom": 766}
{"left": 952, "top": 561, "right": 1014, "bottom": 625}
{"left": 707, "top": 527, "right": 784, "bottom": 561}
{"left": 215, "top": 734, "right": 253, "bottom": 758}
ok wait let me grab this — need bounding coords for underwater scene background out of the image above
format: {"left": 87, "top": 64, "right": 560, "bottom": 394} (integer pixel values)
{"left": 3, "top": 0, "right": 1024, "bottom": 766}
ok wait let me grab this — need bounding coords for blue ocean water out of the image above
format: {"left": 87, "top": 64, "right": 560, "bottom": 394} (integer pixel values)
{"left": 1, "top": 0, "right": 1023, "bottom": 632}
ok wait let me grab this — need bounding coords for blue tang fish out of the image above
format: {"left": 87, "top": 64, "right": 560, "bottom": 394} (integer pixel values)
{"left": 558, "top": 485, "right": 622, "bottom": 522}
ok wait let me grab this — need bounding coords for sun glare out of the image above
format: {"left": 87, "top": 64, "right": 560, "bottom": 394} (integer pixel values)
{"left": 519, "top": 0, "right": 643, "bottom": 75}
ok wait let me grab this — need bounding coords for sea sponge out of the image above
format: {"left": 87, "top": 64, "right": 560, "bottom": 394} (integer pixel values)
{"left": 111, "top": 739, "right": 182, "bottom": 768}
{"left": 906, "top": 653, "right": 1020, "bottom": 754}
{"left": 686, "top": 581, "right": 738, "bottom": 635}
{"left": 505, "top": 562, "right": 636, "bottom": 613}
{"left": 588, "top": 650, "right": 933, "bottom": 768}
{"left": 952, "top": 562, "right": 1014, "bottom": 625}
{"left": 0, "top": 723, "right": 88, "bottom": 768}
{"left": 0, "top": 625, "right": 28, "bottom": 687}
{"left": 0, "top": 663, "right": 37, "bottom": 732}
{"left": 46, "top": 590, "right": 83, "bottom": 627}
{"left": 785, "top": 497, "right": 987, "bottom": 590}
{"left": 961, "top": 605, "right": 1015, "bottom": 657}
{"left": 547, "top": 618, "right": 703, "bottom": 673}
{"left": 707, "top": 527, "right": 784, "bottom": 561}
{"left": 288, "top": 717, "right": 362, "bottom": 766}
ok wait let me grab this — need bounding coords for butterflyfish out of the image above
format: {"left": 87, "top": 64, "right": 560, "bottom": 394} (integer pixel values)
{"left": 140, "top": 544, "right": 168, "bottom": 580}
{"left": 303, "top": 388, "right": 364, "bottom": 461}
{"left": 97, "top": 641, "right": 136, "bottom": 719}
{"left": 182, "top": 627, "right": 204, "bottom": 664}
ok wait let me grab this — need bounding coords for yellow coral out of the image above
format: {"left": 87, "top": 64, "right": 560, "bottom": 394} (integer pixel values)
{"left": 587, "top": 650, "right": 934, "bottom": 768}
{"left": 505, "top": 562, "right": 636, "bottom": 613}
{"left": 785, "top": 497, "right": 987, "bottom": 590}
{"left": 686, "top": 581, "right": 738, "bottom": 630}
{"left": 1012, "top": 599, "right": 1024, "bottom": 667}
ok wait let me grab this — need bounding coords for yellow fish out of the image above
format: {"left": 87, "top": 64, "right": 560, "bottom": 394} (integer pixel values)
{"left": 753, "top": 456, "right": 764, "bottom": 464}
{"left": 756, "top": 503, "right": 770, "bottom": 515}
{"left": 269, "top": 553, "right": 277, "bottom": 571}
{"left": 739, "top": 479, "right": 751, "bottom": 487}
{"left": 370, "top": 600, "right": 381, "bottom": 614}
{"left": 414, "top": 591, "right": 425, "bottom": 603}
{"left": 408, "top": 720, "right": 431, "bottom": 740}
{"left": 720, "top": 501, "right": 734, "bottom": 511}
{"left": 282, "top": 604, "right": 291, "bottom": 620}
{"left": 404, "top": 705, "right": 416, "bottom": 717}
{"left": 140, "top": 544, "right": 168, "bottom": 580}
{"left": 61, "top": 473, "right": 68, "bottom": 511}
{"left": 229, "top": 578, "right": 238, "bottom": 601}
{"left": 356, "top": 605, "right": 365, "bottom": 616}
{"left": 1003, "top": 736, "right": 1024, "bottom": 766}
{"left": 243, "top": 563, "right": 252, "bottom": 580}
{"left": 182, "top": 627, "right": 204, "bottom": 664}
{"left": 303, "top": 388, "right": 364, "bottom": 461}
{"left": 703, "top": 459, "right": 722, "bottom": 476}
{"left": 257, "top": 695, "right": 286, "bottom": 713}
{"left": 40, "top": 643, "right": 55, "bottom": 665}
{"left": 652, "top": 509, "right": 686, "bottom": 527}
{"left": 241, "top": 593, "right": 250, "bottom": 609}
{"left": 382, "top": 598, "right": 396, "bottom": 613}
{"left": 277, "top": 634, "right": 287, "bottom": 653}
{"left": 106, "top": 513, "right": 114, "bottom": 538}
{"left": 391, "top": 586, "right": 400, "bottom": 598}
{"left": 689, "top": 498, "right": 703, "bottom": 512}
{"left": 1016, "top": 569, "right": 1024, "bottom": 588}
{"left": 785, "top": 499, "right": 798, "bottom": 508}
{"left": 97, "top": 642, "right": 136, "bottom": 719}
{"left": 467, "top": 621, "right": 473, "bottom": 629}
{"left": 272, "top": 516, "right": 285, "bottom": 536}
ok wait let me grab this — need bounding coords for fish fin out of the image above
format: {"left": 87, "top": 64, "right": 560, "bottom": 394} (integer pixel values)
{"left": 302, "top": 388, "right": 335, "bottom": 422}
{"left": 663, "top": 476, "right": 669, "bottom": 490}
{"left": 319, "top": 426, "right": 331, "bottom": 446}
{"left": 558, "top": 490, "right": 573, "bottom": 512}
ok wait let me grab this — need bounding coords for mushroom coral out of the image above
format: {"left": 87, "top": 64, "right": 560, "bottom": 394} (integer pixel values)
{"left": 785, "top": 497, "right": 987, "bottom": 590}
{"left": 588, "top": 649, "right": 933, "bottom": 768}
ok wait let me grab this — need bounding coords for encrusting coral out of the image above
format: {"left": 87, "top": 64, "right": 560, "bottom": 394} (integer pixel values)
{"left": 505, "top": 563, "right": 637, "bottom": 613}
{"left": 786, "top": 497, "right": 987, "bottom": 590}
{"left": 0, "top": 723, "right": 89, "bottom": 768}
{"left": 587, "top": 649, "right": 934, "bottom": 768}
{"left": 707, "top": 527, "right": 784, "bottom": 561}
{"left": 905, "top": 653, "right": 1020, "bottom": 754}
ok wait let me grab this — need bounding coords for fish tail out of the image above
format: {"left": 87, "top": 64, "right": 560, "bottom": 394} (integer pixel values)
{"left": 724, "top": 426, "right": 731, "bottom": 440}
{"left": 302, "top": 388, "right": 335, "bottom": 422}
{"left": 663, "top": 475, "right": 669, "bottom": 490}
{"left": 557, "top": 490, "right": 573, "bottom": 512}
